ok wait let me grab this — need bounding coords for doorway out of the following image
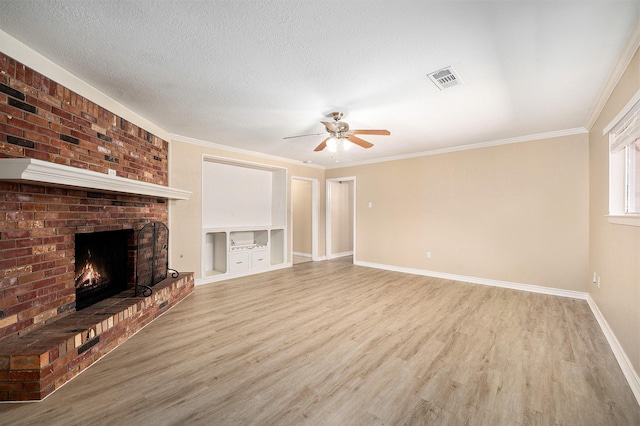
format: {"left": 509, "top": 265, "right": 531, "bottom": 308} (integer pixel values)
{"left": 291, "top": 177, "right": 318, "bottom": 264}
{"left": 326, "top": 177, "right": 355, "bottom": 261}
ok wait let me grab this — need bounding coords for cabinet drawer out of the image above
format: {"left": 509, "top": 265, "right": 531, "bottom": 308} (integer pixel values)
{"left": 251, "top": 250, "right": 269, "bottom": 269}
{"left": 229, "top": 251, "right": 249, "bottom": 272}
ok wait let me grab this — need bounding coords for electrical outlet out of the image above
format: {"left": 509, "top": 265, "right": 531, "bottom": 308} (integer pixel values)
{"left": 426, "top": 251, "right": 432, "bottom": 259}
{"left": 593, "top": 272, "right": 597, "bottom": 283}
{"left": 597, "top": 276, "right": 601, "bottom": 288}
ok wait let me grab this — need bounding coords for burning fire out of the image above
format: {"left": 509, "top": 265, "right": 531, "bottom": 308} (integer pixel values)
{"left": 75, "top": 250, "right": 103, "bottom": 289}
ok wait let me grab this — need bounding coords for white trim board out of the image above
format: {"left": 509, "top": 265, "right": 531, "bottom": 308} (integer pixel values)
{"left": 586, "top": 295, "right": 640, "bottom": 406}
{"left": 325, "top": 128, "right": 588, "bottom": 170}
{"left": 174, "top": 134, "right": 324, "bottom": 169}
{"left": 292, "top": 252, "right": 312, "bottom": 258}
{"left": 586, "top": 19, "right": 640, "bottom": 131}
{"left": 331, "top": 251, "right": 354, "bottom": 259}
{"left": 355, "top": 260, "right": 588, "bottom": 299}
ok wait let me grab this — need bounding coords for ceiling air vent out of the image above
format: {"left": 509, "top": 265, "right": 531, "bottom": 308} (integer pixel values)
{"left": 427, "top": 66, "right": 462, "bottom": 90}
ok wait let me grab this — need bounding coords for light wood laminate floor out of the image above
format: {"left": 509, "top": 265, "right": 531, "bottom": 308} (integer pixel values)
{"left": 1, "top": 257, "right": 638, "bottom": 425}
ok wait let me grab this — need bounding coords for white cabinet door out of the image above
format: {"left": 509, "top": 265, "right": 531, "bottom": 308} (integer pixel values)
{"left": 229, "top": 251, "right": 249, "bottom": 272}
{"left": 251, "top": 250, "right": 269, "bottom": 269}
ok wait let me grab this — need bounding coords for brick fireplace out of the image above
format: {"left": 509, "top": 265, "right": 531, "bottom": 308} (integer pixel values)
{"left": 0, "top": 53, "right": 193, "bottom": 400}
{"left": 0, "top": 183, "right": 170, "bottom": 343}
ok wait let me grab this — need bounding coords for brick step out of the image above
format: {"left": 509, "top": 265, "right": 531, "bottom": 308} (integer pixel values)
{"left": 0, "top": 273, "right": 194, "bottom": 401}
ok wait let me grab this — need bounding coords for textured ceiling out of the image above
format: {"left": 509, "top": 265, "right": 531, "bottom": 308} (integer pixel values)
{"left": 0, "top": 1, "right": 639, "bottom": 167}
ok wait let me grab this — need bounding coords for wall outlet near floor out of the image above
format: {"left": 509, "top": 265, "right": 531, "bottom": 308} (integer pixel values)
{"left": 426, "top": 251, "right": 432, "bottom": 259}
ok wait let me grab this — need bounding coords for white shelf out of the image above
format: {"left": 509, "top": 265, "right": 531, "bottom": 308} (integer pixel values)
{"left": 0, "top": 158, "right": 191, "bottom": 200}
{"left": 203, "top": 227, "right": 285, "bottom": 280}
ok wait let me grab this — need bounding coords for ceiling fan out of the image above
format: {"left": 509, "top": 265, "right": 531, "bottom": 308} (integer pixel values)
{"left": 284, "top": 112, "right": 390, "bottom": 152}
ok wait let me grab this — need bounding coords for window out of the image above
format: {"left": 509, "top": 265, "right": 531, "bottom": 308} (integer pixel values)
{"left": 605, "top": 89, "right": 640, "bottom": 226}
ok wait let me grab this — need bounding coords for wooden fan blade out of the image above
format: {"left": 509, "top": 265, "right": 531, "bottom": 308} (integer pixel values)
{"left": 321, "top": 121, "right": 338, "bottom": 133}
{"left": 351, "top": 129, "right": 390, "bottom": 136}
{"left": 348, "top": 135, "right": 374, "bottom": 149}
{"left": 314, "top": 137, "right": 331, "bottom": 152}
{"left": 283, "top": 132, "right": 325, "bottom": 140}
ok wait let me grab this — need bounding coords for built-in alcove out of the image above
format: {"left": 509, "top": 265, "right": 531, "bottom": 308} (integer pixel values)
{"left": 201, "top": 156, "right": 287, "bottom": 282}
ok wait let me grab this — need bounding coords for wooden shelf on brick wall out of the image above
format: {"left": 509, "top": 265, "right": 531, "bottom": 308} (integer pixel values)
{"left": 0, "top": 158, "right": 191, "bottom": 200}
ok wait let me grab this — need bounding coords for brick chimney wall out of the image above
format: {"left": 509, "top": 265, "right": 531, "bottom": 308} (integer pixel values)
{"left": 0, "top": 52, "right": 170, "bottom": 344}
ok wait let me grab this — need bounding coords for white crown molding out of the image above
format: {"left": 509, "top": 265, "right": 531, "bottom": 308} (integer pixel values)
{"left": 171, "top": 134, "right": 325, "bottom": 170}
{"left": 354, "top": 260, "right": 588, "bottom": 300}
{"left": 0, "top": 30, "right": 171, "bottom": 142}
{"left": 585, "top": 19, "right": 640, "bottom": 131}
{"left": 0, "top": 158, "right": 191, "bottom": 200}
{"left": 326, "top": 127, "right": 588, "bottom": 169}
{"left": 586, "top": 295, "right": 640, "bottom": 405}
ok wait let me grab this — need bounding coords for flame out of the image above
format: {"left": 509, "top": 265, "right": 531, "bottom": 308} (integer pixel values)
{"left": 75, "top": 250, "right": 103, "bottom": 288}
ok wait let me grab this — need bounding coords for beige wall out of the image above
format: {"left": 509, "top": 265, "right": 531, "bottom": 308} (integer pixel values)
{"left": 589, "top": 47, "right": 640, "bottom": 374}
{"left": 169, "top": 140, "right": 326, "bottom": 278}
{"left": 292, "top": 179, "right": 313, "bottom": 255}
{"left": 327, "top": 134, "right": 590, "bottom": 291}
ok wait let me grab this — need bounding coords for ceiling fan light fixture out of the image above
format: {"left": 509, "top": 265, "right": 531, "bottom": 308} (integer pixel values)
{"left": 326, "top": 137, "right": 351, "bottom": 153}
{"left": 326, "top": 137, "right": 338, "bottom": 152}
{"left": 286, "top": 111, "right": 390, "bottom": 152}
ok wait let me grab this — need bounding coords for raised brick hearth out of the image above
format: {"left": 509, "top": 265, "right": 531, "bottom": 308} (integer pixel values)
{"left": 0, "top": 273, "right": 193, "bottom": 401}
{"left": 0, "top": 52, "right": 193, "bottom": 401}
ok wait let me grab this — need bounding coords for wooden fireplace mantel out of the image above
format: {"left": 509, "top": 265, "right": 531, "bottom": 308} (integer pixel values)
{"left": 0, "top": 158, "right": 191, "bottom": 200}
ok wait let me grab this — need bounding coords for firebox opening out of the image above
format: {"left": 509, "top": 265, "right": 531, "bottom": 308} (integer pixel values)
{"left": 74, "top": 229, "right": 133, "bottom": 310}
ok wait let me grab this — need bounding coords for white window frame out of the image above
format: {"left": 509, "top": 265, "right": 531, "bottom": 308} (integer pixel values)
{"left": 603, "top": 88, "right": 640, "bottom": 227}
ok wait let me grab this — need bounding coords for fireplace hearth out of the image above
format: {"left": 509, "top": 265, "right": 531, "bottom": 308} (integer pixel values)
{"left": 74, "top": 230, "right": 133, "bottom": 310}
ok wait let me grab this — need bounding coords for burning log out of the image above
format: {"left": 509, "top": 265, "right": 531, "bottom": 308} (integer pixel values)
{"left": 75, "top": 250, "right": 105, "bottom": 289}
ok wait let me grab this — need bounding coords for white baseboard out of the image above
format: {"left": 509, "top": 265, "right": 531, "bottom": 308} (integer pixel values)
{"left": 292, "top": 252, "right": 312, "bottom": 258}
{"left": 586, "top": 295, "right": 640, "bottom": 405}
{"left": 293, "top": 252, "right": 326, "bottom": 261}
{"left": 354, "top": 260, "right": 588, "bottom": 299}
{"left": 330, "top": 251, "right": 354, "bottom": 259}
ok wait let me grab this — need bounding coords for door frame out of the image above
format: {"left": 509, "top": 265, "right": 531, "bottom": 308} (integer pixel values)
{"left": 291, "top": 176, "right": 319, "bottom": 261}
{"left": 325, "top": 176, "right": 356, "bottom": 260}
